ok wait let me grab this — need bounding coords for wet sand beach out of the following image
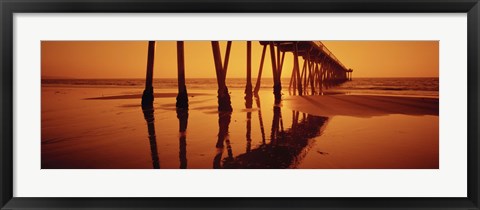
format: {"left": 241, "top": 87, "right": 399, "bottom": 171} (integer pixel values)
{"left": 41, "top": 86, "right": 438, "bottom": 169}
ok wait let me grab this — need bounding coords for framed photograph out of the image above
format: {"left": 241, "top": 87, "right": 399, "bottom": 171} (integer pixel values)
{"left": 1, "top": 0, "right": 479, "bottom": 209}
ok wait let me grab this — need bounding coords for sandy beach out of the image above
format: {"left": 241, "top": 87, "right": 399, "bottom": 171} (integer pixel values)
{"left": 41, "top": 86, "right": 438, "bottom": 169}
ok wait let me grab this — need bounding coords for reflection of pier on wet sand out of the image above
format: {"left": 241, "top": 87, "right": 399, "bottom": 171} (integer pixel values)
{"left": 81, "top": 87, "right": 439, "bottom": 168}
{"left": 221, "top": 109, "right": 328, "bottom": 169}
{"left": 85, "top": 91, "right": 438, "bottom": 169}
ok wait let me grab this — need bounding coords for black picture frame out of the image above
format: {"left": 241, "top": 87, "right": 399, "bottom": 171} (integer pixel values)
{"left": 1, "top": 0, "right": 479, "bottom": 209}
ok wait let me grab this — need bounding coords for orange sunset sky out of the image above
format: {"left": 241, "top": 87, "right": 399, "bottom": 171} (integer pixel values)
{"left": 41, "top": 41, "right": 439, "bottom": 79}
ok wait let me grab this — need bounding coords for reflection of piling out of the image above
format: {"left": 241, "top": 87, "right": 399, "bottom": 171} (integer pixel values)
{"left": 291, "top": 111, "right": 297, "bottom": 138}
{"left": 246, "top": 111, "right": 252, "bottom": 153}
{"left": 270, "top": 105, "right": 282, "bottom": 143}
{"left": 245, "top": 87, "right": 253, "bottom": 154}
{"left": 141, "top": 41, "right": 156, "bottom": 108}
{"left": 222, "top": 110, "right": 329, "bottom": 169}
{"left": 211, "top": 41, "right": 233, "bottom": 112}
{"left": 225, "top": 136, "right": 234, "bottom": 161}
{"left": 255, "top": 97, "right": 266, "bottom": 144}
{"left": 142, "top": 107, "right": 160, "bottom": 169}
{"left": 213, "top": 112, "right": 232, "bottom": 169}
{"left": 176, "top": 41, "right": 189, "bottom": 109}
{"left": 176, "top": 109, "right": 188, "bottom": 169}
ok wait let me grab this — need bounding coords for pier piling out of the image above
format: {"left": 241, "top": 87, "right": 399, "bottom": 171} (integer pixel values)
{"left": 253, "top": 45, "right": 267, "bottom": 96}
{"left": 269, "top": 42, "right": 282, "bottom": 103}
{"left": 141, "top": 41, "right": 156, "bottom": 108}
{"left": 176, "top": 41, "right": 189, "bottom": 109}
{"left": 211, "top": 41, "right": 233, "bottom": 112}
{"left": 143, "top": 41, "right": 352, "bottom": 111}
{"left": 245, "top": 41, "right": 253, "bottom": 107}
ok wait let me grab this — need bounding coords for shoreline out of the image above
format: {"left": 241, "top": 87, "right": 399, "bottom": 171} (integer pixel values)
{"left": 41, "top": 85, "right": 439, "bottom": 101}
{"left": 71, "top": 86, "right": 439, "bottom": 118}
{"left": 41, "top": 77, "right": 439, "bottom": 99}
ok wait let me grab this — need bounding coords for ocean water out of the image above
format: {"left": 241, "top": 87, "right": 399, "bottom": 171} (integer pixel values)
{"left": 42, "top": 77, "right": 439, "bottom": 97}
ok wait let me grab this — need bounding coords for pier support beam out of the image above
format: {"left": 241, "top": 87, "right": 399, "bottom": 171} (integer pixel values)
{"left": 176, "top": 41, "right": 189, "bottom": 109}
{"left": 318, "top": 57, "right": 325, "bottom": 94}
{"left": 245, "top": 41, "right": 253, "bottom": 108}
{"left": 212, "top": 41, "right": 233, "bottom": 112}
{"left": 293, "top": 42, "right": 303, "bottom": 96}
{"left": 269, "top": 42, "right": 282, "bottom": 103}
{"left": 253, "top": 45, "right": 267, "bottom": 96}
{"left": 308, "top": 56, "right": 315, "bottom": 95}
{"left": 289, "top": 56, "right": 297, "bottom": 95}
{"left": 141, "top": 41, "right": 156, "bottom": 108}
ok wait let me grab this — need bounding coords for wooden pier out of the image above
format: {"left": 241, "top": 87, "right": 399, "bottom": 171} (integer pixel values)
{"left": 138, "top": 40, "right": 351, "bottom": 169}
{"left": 141, "top": 41, "right": 353, "bottom": 110}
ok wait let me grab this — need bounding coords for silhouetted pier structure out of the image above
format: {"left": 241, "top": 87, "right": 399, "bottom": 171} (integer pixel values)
{"left": 140, "top": 41, "right": 352, "bottom": 110}
{"left": 139, "top": 41, "right": 348, "bottom": 168}
{"left": 257, "top": 41, "right": 351, "bottom": 98}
